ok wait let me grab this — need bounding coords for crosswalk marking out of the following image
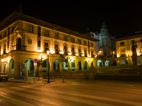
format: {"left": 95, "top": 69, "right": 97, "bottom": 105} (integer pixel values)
{"left": 0, "top": 85, "right": 141, "bottom": 106}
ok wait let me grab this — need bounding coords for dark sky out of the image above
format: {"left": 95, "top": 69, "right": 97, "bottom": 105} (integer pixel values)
{"left": 0, "top": 0, "right": 142, "bottom": 38}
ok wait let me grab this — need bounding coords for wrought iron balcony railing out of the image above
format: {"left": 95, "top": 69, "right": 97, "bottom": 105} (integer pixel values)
{"left": 12, "top": 45, "right": 27, "bottom": 51}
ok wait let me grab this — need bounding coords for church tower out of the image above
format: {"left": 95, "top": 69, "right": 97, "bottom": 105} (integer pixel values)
{"left": 100, "top": 22, "right": 108, "bottom": 36}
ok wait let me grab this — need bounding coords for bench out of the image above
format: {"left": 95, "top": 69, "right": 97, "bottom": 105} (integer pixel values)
{"left": 42, "top": 75, "right": 55, "bottom": 82}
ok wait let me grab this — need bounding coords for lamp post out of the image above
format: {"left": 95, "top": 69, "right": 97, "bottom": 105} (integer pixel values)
{"left": 47, "top": 48, "right": 50, "bottom": 83}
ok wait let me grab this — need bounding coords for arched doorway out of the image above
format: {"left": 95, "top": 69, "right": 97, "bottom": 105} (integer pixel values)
{"left": 71, "top": 61, "right": 75, "bottom": 71}
{"left": 53, "top": 60, "right": 59, "bottom": 72}
{"left": 9, "top": 59, "right": 14, "bottom": 78}
{"left": 42, "top": 59, "right": 50, "bottom": 72}
{"left": 78, "top": 61, "right": 82, "bottom": 71}
{"left": 63, "top": 61, "right": 68, "bottom": 71}
{"left": 4, "top": 63, "right": 6, "bottom": 73}
{"left": 17, "top": 38, "right": 21, "bottom": 50}
{"left": 24, "top": 58, "right": 34, "bottom": 77}
{"left": 105, "top": 60, "right": 117, "bottom": 66}
{"left": 97, "top": 60, "right": 102, "bottom": 67}
{"left": 84, "top": 61, "right": 89, "bottom": 71}
{"left": 121, "top": 59, "right": 128, "bottom": 66}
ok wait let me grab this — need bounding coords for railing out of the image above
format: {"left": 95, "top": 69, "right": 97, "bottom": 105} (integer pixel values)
{"left": 12, "top": 45, "right": 27, "bottom": 51}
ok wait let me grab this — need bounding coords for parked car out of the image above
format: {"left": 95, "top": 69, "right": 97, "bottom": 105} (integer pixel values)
{"left": 0, "top": 73, "right": 9, "bottom": 81}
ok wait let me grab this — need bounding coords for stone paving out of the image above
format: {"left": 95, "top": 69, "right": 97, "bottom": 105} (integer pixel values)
{"left": 0, "top": 78, "right": 142, "bottom": 106}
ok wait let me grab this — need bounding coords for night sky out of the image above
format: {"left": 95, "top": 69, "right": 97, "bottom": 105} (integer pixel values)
{"left": 0, "top": 0, "right": 142, "bottom": 38}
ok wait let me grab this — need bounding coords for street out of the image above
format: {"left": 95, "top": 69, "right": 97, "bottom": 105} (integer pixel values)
{"left": 0, "top": 78, "right": 142, "bottom": 106}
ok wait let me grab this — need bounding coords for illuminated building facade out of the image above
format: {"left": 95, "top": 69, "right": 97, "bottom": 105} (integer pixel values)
{"left": 113, "top": 33, "right": 142, "bottom": 66}
{"left": 0, "top": 11, "right": 99, "bottom": 79}
{"left": 86, "top": 22, "right": 116, "bottom": 56}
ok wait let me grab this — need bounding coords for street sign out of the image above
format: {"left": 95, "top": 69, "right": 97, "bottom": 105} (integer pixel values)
{"left": 34, "top": 58, "right": 37, "bottom": 63}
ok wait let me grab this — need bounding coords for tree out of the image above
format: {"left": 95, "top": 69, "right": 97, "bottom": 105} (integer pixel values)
{"left": 58, "top": 54, "right": 68, "bottom": 82}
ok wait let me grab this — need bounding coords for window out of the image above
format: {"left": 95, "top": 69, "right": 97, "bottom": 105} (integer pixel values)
{"left": 0, "top": 34, "right": 1, "bottom": 39}
{"left": 84, "top": 50, "right": 87, "bottom": 57}
{"left": 4, "top": 31, "right": 6, "bottom": 37}
{"left": 44, "top": 30, "right": 49, "bottom": 37}
{"left": 55, "top": 44, "right": 59, "bottom": 54}
{"left": 91, "top": 51, "right": 93, "bottom": 57}
{"left": 64, "top": 35, "right": 67, "bottom": 41}
{"left": 44, "top": 43, "right": 48, "bottom": 53}
{"left": 3, "top": 44, "right": 6, "bottom": 54}
{"left": 84, "top": 41, "right": 86, "bottom": 45}
{"left": 78, "top": 39, "right": 81, "bottom": 44}
{"left": 64, "top": 46, "right": 67, "bottom": 55}
{"left": 28, "top": 25, "right": 33, "bottom": 32}
{"left": 12, "top": 26, "right": 15, "bottom": 32}
{"left": 78, "top": 48, "right": 81, "bottom": 56}
{"left": 120, "top": 49, "right": 125, "bottom": 55}
{"left": 120, "top": 42, "right": 124, "bottom": 46}
{"left": 71, "top": 37, "right": 75, "bottom": 43}
{"left": 91, "top": 43, "right": 93, "bottom": 47}
{"left": 28, "top": 39, "right": 32, "bottom": 44}
{"left": 55, "top": 33, "right": 59, "bottom": 39}
{"left": 72, "top": 47, "right": 75, "bottom": 55}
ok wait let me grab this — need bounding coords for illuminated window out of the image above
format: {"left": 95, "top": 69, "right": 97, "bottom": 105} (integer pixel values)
{"left": 120, "top": 42, "right": 124, "bottom": 46}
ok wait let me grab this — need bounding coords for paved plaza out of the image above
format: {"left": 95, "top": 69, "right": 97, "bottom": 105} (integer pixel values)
{"left": 0, "top": 78, "right": 142, "bottom": 106}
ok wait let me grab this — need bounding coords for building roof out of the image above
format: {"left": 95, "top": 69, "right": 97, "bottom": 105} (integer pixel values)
{"left": 0, "top": 11, "right": 99, "bottom": 42}
{"left": 112, "top": 33, "right": 142, "bottom": 42}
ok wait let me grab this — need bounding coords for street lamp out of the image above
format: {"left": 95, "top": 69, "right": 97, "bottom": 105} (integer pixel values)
{"left": 47, "top": 48, "right": 50, "bottom": 83}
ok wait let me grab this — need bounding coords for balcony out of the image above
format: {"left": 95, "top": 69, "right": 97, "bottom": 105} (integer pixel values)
{"left": 12, "top": 45, "right": 27, "bottom": 51}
